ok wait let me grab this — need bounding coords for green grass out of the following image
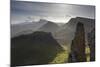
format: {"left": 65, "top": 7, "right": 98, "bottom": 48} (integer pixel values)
{"left": 49, "top": 50, "right": 68, "bottom": 64}
{"left": 49, "top": 45, "right": 90, "bottom": 64}
{"left": 85, "top": 47, "right": 90, "bottom": 62}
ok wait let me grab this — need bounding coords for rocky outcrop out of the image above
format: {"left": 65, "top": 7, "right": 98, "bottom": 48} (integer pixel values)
{"left": 69, "top": 22, "right": 86, "bottom": 62}
{"left": 55, "top": 17, "right": 95, "bottom": 46}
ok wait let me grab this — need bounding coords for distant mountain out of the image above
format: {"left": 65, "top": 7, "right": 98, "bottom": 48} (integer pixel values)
{"left": 11, "top": 31, "right": 63, "bottom": 66}
{"left": 56, "top": 23, "right": 65, "bottom": 27}
{"left": 38, "top": 21, "right": 60, "bottom": 33}
{"left": 54, "top": 17, "right": 95, "bottom": 46}
{"left": 11, "top": 19, "right": 48, "bottom": 38}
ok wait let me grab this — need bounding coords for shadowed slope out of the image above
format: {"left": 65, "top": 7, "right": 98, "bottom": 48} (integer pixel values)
{"left": 11, "top": 31, "right": 63, "bottom": 66}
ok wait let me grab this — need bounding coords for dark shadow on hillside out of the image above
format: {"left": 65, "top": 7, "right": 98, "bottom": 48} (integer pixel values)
{"left": 11, "top": 31, "right": 63, "bottom": 66}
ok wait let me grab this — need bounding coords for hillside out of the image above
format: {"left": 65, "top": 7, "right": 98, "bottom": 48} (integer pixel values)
{"left": 38, "top": 21, "right": 60, "bottom": 33}
{"left": 11, "top": 31, "right": 64, "bottom": 66}
{"left": 11, "top": 19, "right": 48, "bottom": 38}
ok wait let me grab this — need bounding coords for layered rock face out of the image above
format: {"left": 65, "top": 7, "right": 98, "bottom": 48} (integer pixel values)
{"left": 69, "top": 22, "right": 86, "bottom": 62}
{"left": 88, "top": 28, "right": 95, "bottom": 61}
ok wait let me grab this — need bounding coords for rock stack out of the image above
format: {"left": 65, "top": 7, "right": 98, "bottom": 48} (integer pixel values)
{"left": 69, "top": 22, "right": 86, "bottom": 62}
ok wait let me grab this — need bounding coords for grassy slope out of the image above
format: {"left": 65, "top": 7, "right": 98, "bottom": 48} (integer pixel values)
{"left": 49, "top": 44, "right": 69, "bottom": 64}
{"left": 49, "top": 45, "right": 90, "bottom": 64}
{"left": 85, "top": 47, "right": 90, "bottom": 62}
{"left": 50, "top": 50, "right": 68, "bottom": 64}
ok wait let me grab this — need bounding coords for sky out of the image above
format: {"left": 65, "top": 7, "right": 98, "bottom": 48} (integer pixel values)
{"left": 11, "top": 0, "right": 95, "bottom": 24}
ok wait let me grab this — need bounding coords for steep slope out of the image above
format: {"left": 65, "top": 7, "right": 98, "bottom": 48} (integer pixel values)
{"left": 11, "top": 31, "right": 63, "bottom": 66}
{"left": 38, "top": 21, "right": 60, "bottom": 33}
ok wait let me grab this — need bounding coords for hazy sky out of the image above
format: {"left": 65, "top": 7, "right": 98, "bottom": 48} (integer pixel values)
{"left": 11, "top": 1, "right": 95, "bottom": 24}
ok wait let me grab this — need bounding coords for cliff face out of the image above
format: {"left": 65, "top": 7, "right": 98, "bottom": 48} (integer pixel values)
{"left": 54, "top": 17, "right": 95, "bottom": 47}
{"left": 11, "top": 31, "right": 63, "bottom": 66}
{"left": 69, "top": 22, "right": 86, "bottom": 62}
{"left": 88, "top": 28, "right": 95, "bottom": 61}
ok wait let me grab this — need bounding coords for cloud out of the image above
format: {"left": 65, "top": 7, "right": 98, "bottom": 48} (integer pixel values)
{"left": 11, "top": 1, "right": 95, "bottom": 24}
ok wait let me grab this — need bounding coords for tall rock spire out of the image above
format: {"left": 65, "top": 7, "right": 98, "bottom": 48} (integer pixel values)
{"left": 69, "top": 22, "right": 86, "bottom": 62}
